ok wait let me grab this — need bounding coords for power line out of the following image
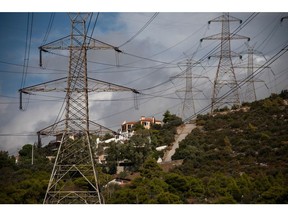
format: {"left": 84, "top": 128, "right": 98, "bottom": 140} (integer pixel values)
{"left": 88, "top": 13, "right": 100, "bottom": 42}
{"left": 17, "top": 13, "right": 262, "bottom": 112}
{"left": 184, "top": 43, "right": 288, "bottom": 122}
{"left": 0, "top": 133, "right": 37, "bottom": 137}
{"left": 87, "top": 22, "right": 208, "bottom": 74}
{"left": 255, "top": 14, "right": 283, "bottom": 52}
{"left": 121, "top": 51, "right": 177, "bottom": 65}
{"left": 137, "top": 13, "right": 259, "bottom": 93}
{"left": 0, "top": 15, "right": 209, "bottom": 77}
{"left": 118, "top": 12, "right": 159, "bottom": 47}
{"left": 20, "top": 13, "right": 34, "bottom": 90}
{"left": 42, "top": 13, "right": 55, "bottom": 45}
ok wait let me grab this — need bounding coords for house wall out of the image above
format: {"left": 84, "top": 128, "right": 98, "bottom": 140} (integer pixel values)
{"left": 121, "top": 116, "right": 162, "bottom": 132}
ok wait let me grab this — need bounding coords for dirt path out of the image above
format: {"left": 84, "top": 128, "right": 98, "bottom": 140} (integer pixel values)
{"left": 163, "top": 123, "right": 196, "bottom": 162}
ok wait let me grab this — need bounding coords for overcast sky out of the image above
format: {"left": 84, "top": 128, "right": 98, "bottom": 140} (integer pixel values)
{"left": 0, "top": 3, "right": 288, "bottom": 155}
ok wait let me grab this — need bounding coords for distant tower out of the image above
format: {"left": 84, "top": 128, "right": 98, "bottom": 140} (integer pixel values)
{"left": 236, "top": 43, "right": 273, "bottom": 103}
{"left": 244, "top": 44, "right": 262, "bottom": 102}
{"left": 19, "top": 13, "right": 139, "bottom": 204}
{"left": 175, "top": 58, "right": 195, "bottom": 120}
{"left": 173, "top": 58, "right": 207, "bottom": 121}
{"left": 200, "top": 13, "right": 249, "bottom": 113}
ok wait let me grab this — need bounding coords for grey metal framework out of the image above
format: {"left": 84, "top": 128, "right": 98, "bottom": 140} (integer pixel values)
{"left": 172, "top": 58, "right": 207, "bottom": 121}
{"left": 244, "top": 44, "right": 261, "bottom": 102}
{"left": 235, "top": 43, "right": 269, "bottom": 103}
{"left": 179, "top": 59, "right": 195, "bottom": 120}
{"left": 200, "top": 13, "right": 249, "bottom": 113}
{"left": 19, "top": 13, "right": 139, "bottom": 204}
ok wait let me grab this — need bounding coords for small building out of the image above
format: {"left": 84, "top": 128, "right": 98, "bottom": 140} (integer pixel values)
{"left": 139, "top": 116, "right": 162, "bottom": 130}
{"left": 121, "top": 116, "right": 162, "bottom": 134}
{"left": 121, "top": 121, "right": 137, "bottom": 133}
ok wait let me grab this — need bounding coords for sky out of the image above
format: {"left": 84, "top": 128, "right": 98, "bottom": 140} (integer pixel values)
{"left": 0, "top": 2, "right": 288, "bottom": 155}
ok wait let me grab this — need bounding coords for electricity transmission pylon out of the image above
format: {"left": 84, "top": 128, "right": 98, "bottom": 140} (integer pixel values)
{"left": 200, "top": 13, "right": 250, "bottom": 113}
{"left": 19, "top": 13, "right": 139, "bottom": 204}
{"left": 172, "top": 58, "right": 208, "bottom": 121}
{"left": 244, "top": 44, "right": 263, "bottom": 102}
{"left": 235, "top": 43, "right": 273, "bottom": 103}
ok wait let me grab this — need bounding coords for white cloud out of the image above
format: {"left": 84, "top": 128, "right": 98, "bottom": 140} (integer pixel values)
{"left": 0, "top": 97, "right": 62, "bottom": 154}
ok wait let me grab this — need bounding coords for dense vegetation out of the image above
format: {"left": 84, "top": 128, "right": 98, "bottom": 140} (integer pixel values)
{"left": 179, "top": 93, "right": 288, "bottom": 203}
{"left": 1, "top": 91, "right": 288, "bottom": 204}
{"left": 0, "top": 110, "right": 182, "bottom": 204}
{"left": 105, "top": 91, "right": 288, "bottom": 204}
{"left": 0, "top": 146, "right": 51, "bottom": 203}
{"left": 103, "top": 110, "right": 183, "bottom": 174}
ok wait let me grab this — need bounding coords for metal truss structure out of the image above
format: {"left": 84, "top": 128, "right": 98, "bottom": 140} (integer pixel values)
{"left": 244, "top": 44, "right": 263, "bottom": 102}
{"left": 200, "top": 13, "right": 249, "bottom": 113}
{"left": 172, "top": 58, "right": 208, "bottom": 121}
{"left": 19, "top": 13, "right": 139, "bottom": 204}
{"left": 235, "top": 43, "right": 271, "bottom": 103}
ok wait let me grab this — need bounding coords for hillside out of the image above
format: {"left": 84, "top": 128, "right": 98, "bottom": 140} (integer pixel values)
{"left": 171, "top": 91, "right": 288, "bottom": 203}
{"left": 105, "top": 91, "right": 288, "bottom": 204}
{"left": 1, "top": 91, "right": 288, "bottom": 204}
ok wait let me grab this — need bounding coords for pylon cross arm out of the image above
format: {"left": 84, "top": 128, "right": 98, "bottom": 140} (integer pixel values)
{"left": 37, "top": 119, "right": 118, "bottom": 137}
{"left": 88, "top": 77, "right": 140, "bottom": 93}
{"left": 208, "top": 13, "right": 242, "bottom": 24}
{"left": 201, "top": 33, "right": 250, "bottom": 41}
{"left": 40, "top": 35, "right": 119, "bottom": 51}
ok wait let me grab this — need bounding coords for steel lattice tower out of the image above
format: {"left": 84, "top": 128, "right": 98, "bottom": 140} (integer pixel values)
{"left": 236, "top": 43, "right": 268, "bottom": 103}
{"left": 245, "top": 45, "right": 259, "bottom": 102}
{"left": 173, "top": 58, "right": 207, "bottom": 121}
{"left": 200, "top": 13, "right": 249, "bottom": 113}
{"left": 19, "top": 13, "right": 139, "bottom": 204}
{"left": 175, "top": 59, "right": 195, "bottom": 120}
{"left": 182, "top": 59, "right": 194, "bottom": 119}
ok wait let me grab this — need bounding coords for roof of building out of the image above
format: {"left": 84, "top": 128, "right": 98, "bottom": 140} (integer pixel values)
{"left": 141, "top": 116, "right": 162, "bottom": 122}
{"left": 122, "top": 121, "right": 137, "bottom": 125}
{"left": 122, "top": 116, "right": 162, "bottom": 126}
{"left": 140, "top": 117, "right": 155, "bottom": 122}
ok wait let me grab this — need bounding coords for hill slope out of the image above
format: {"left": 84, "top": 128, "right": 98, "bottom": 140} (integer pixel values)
{"left": 171, "top": 91, "right": 288, "bottom": 203}
{"left": 1, "top": 92, "right": 288, "bottom": 204}
{"left": 106, "top": 91, "right": 288, "bottom": 204}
